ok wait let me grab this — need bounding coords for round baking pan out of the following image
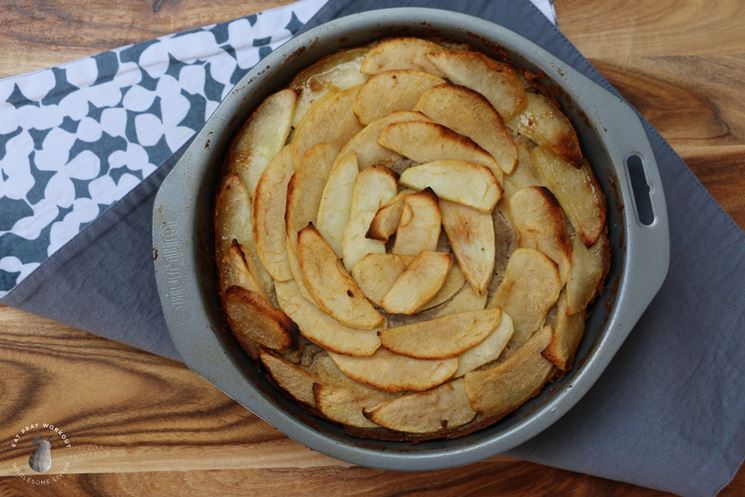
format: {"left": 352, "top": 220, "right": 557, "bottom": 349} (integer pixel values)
{"left": 152, "top": 8, "right": 669, "bottom": 470}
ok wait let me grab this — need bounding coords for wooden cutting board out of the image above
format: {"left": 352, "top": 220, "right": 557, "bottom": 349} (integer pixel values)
{"left": 0, "top": 0, "right": 743, "bottom": 495}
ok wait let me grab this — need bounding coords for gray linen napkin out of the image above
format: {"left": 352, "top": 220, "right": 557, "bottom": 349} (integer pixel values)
{"left": 3, "top": 1, "right": 743, "bottom": 495}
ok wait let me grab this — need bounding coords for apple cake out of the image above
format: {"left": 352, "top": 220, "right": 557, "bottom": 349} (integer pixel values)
{"left": 214, "top": 37, "right": 610, "bottom": 439}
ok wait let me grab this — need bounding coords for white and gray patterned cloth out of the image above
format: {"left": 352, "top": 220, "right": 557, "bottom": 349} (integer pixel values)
{"left": 0, "top": 0, "right": 555, "bottom": 297}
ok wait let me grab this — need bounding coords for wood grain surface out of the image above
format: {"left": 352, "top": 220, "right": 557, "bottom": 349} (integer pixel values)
{"left": 1, "top": 0, "right": 743, "bottom": 495}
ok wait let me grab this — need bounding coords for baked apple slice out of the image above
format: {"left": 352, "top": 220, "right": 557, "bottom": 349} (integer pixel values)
{"left": 290, "top": 47, "right": 369, "bottom": 127}
{"left": 531, "top": 146, "right": 606, "bottom": 246}
{"left": 488, "top": 248, "right": 562, "bottom": 352}
{"left": 342, "top": 165, "right": 398, "bottom": 269}
{"left": 214, "top": 175, "right": 273, "bottom": 295}
{"left": 354, "top": 70, "right": 444, "bottom": 124}
{"left": 566, "top": 230, "right": 610, "bottom": 314}
{"left": 275, "top": 280, "right": 381, "bottom": 357}
{"left": 427, "top": 50, "right": 526, "bottom": 120}
{"left": 380, "top": 308, "right": 501, "bottom": 359}
{"left": 227, "top": 88, "right": 297, "bottom": 194}
{"left": 260, "top": 351, "right": 317, "bottom": 406}
{"left": 351, "top": 253, "right": 410, "bottom": 306}
{"left": 253, "top": 146, "right": 294, "bottom": 281}
{"left": 464, "top": 325, "right": 554, "bottom": 416}
{"left": 366, "top": 190, "right": 412, "bottom": 242}
{"left": 225, "top": 286, "right": 296, "bottom": 353}
{"left": 440, "top": 200, "right": 496, "bottom": 295}
{"left": 364, "top": 379, "right": 476, "bottom": 433}
{"left": 297, "top": 224, "right": 383, "bottom": 330}
{"left": 420, "top": 263, "right": 466, "bottom": 311}
{"left": 329, "top": 348, "right": 457, "bottom": 392}
{"left": 543, "top": 291, "right": 587, "bottom": 371}
{"left": 382, "top": 250, "right": 452, "bottom": 314}
{"left": 338, "top": 111, "right": 431, "bottom": 169}
{"left": 391, "top": 188, "right": 442, "bottom": 256}
{"left": 508, "top": 186, "right": 572, "bottom": 283}
{"left": 313, "top": 384, "right": 386, "bottom": 429}
{"left": 379, "top": 120, "right": 498, "bottom": 172}
{"left": 502, "top": 141, "right": 541, "bottom": 199}
{"left": 415, "top": 83, "right": 517, "bottom": 174}
{"left": 400, "top": 160, "right": 501, "bottom": 212}
{"left": 316, "top": 153, "right": 359, "bottom": 256}
{"left": 360, "top": 37, "right": 444, "bottom": 75}
{"left": 291, "top": 87, "right": 362, "bottom": 167}
{"left": 455, "top": 312, "right": 514, "bottom": 377}
{"left": 507, "top": 92, "right": 582, "bottom": 166}
{"left": 219, "top": 241, "right": 267, "bottom": 299}
{"left": 285, "top": 142, "right": 338, "bottom": 234}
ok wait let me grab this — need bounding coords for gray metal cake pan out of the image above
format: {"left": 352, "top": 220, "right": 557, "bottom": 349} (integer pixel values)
{"left": 152, "top": 8, "right": 670, "bottom": 471}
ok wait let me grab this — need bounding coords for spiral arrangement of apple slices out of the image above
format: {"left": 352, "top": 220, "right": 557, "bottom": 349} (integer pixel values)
{"left": 215, "top": 38, "right": 610, "bottom": 439}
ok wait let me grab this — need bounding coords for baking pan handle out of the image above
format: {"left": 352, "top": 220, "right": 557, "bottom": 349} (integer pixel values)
{"left": 587, "top": 90, "right": 670, "bottom": 318}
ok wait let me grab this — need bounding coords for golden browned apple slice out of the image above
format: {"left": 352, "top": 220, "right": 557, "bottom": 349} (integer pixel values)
{"left": 440, "top": 200, "right": 495, "bottom": 295}
{"left": 366, "top": 190, "right": 412, "bottom": 242}
{"left": 312, "top": 353, "right": 398, "bottom": 423}
{"left": 399, "top": 160, "right": 501, "bottom": 212}
{"left": 291, "top": 87, "right": 362, "bottom": 167}
{"left": 531, "top": 146, "right": 606, "bottom": 246}
{"left": 379, "top": 121, "right": 498, "bottom": 172}
{"left": 260, "top": 351, "right": 317, "bottom": 407}
{"left": 502, "top": 141, "right": 541, "bottom": 199}
{"left": 343, "top": 212, "right": 382, "bottom": 271}
{"left": 285, "top": 231, "right": 314, "bottom": 302}
{"left": 214, "top": 175, "right": 273, "bottom": 295}
{"left": 342, "top": 165, "right": 398, "bottom": 269}
{"left": 455, "top": 312, "right": 514, "bottom": 377}
{"left": 542, "top": 291, "right": 587, "bottom": 371}
{"left": 364, "top": 379, "right": 476, "bottom": 433}
{"left": 329, "top": 348, "right": 457, "bottom": 392}
{"left": 349, "top": 164, "right": 399, "bottom": 210}
{"left": 382, "top": 250, "right": 452, "bottom": 315}
{"left": 353, "top": 70, "right": 445, "bottom": 124}
{"left": 316, "top": 153, "right": 359, "bottom": 255}
{"left": 292, "top": 48, "right": 369, "bottom": 89}
{"left": 434, "top": 283, "right": 487, "bottom": 314}
{"left": 253, "top": 146, "right": 294, "bottom": 281}
{"left": 275, "top": 280, "right": 381, "bottom": 357}
{"left": 360, "top": 37, "right": 444, "bottom": 75}
{"left": 313, "top": 384, "right": 385, "bottom": 429}
{"left": 566, "top": 230, "right": 610, "bottom": 314}
{"left": 225, "top": 286, "right": 296, "bottom": 353}
{"left": 285, "top": 143, "right": 339, "bottom": 234}
{"left": 398, "top": 280, "right": 487, "bottom": 324}
{"left": 226, "top": 89, "right": 297, "bottom": 194}
{"left": 219, "top": 241, "right": 267, "bottom": 299}
{"left": 312, "top": 352, "right": 391, "bottom": 395}
{"left": 338, "top": 111, "right": 431, "bottom": 169}
{"left": 415, "top": 83, "right": 518, "bottom": 174}
{"left": 380, "top": 308, "right": 501, "bottom": 359}
{"left": 488, "top": 248, "right": 561, "bottom": 351}
{"left": 297, "top": 225, "right": 383, "bottom": 330}
{"left": 285, "top": 143, "right": 337, "bottom": 301}
{"left": 290, "top": 48, "right": 369, "bottom": 127}
{"left": 464, "top": 325, "right": 554, "bottom": 415}
{"left": 420, "top": 263, "right": 466, "bottom": 311}
{"left": 507, "top": 92, "right": 582, "bottom": 166}
{"left": 391, "top": 189, "right": 442, "bottom": 256}
{"left": 508, "top": 186, "right": 572, "bottom": 283}
{"left": 284, "top": 143, "right": 339, "bottom": 301}
{"left": 215, "top": 175, "right": 252, "bottom": 260}
{"left": 351, "top": 253, "right": 410, "bottom": 306}
{"left": 427, "top": 50, "right": 526, "bottom": 121}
